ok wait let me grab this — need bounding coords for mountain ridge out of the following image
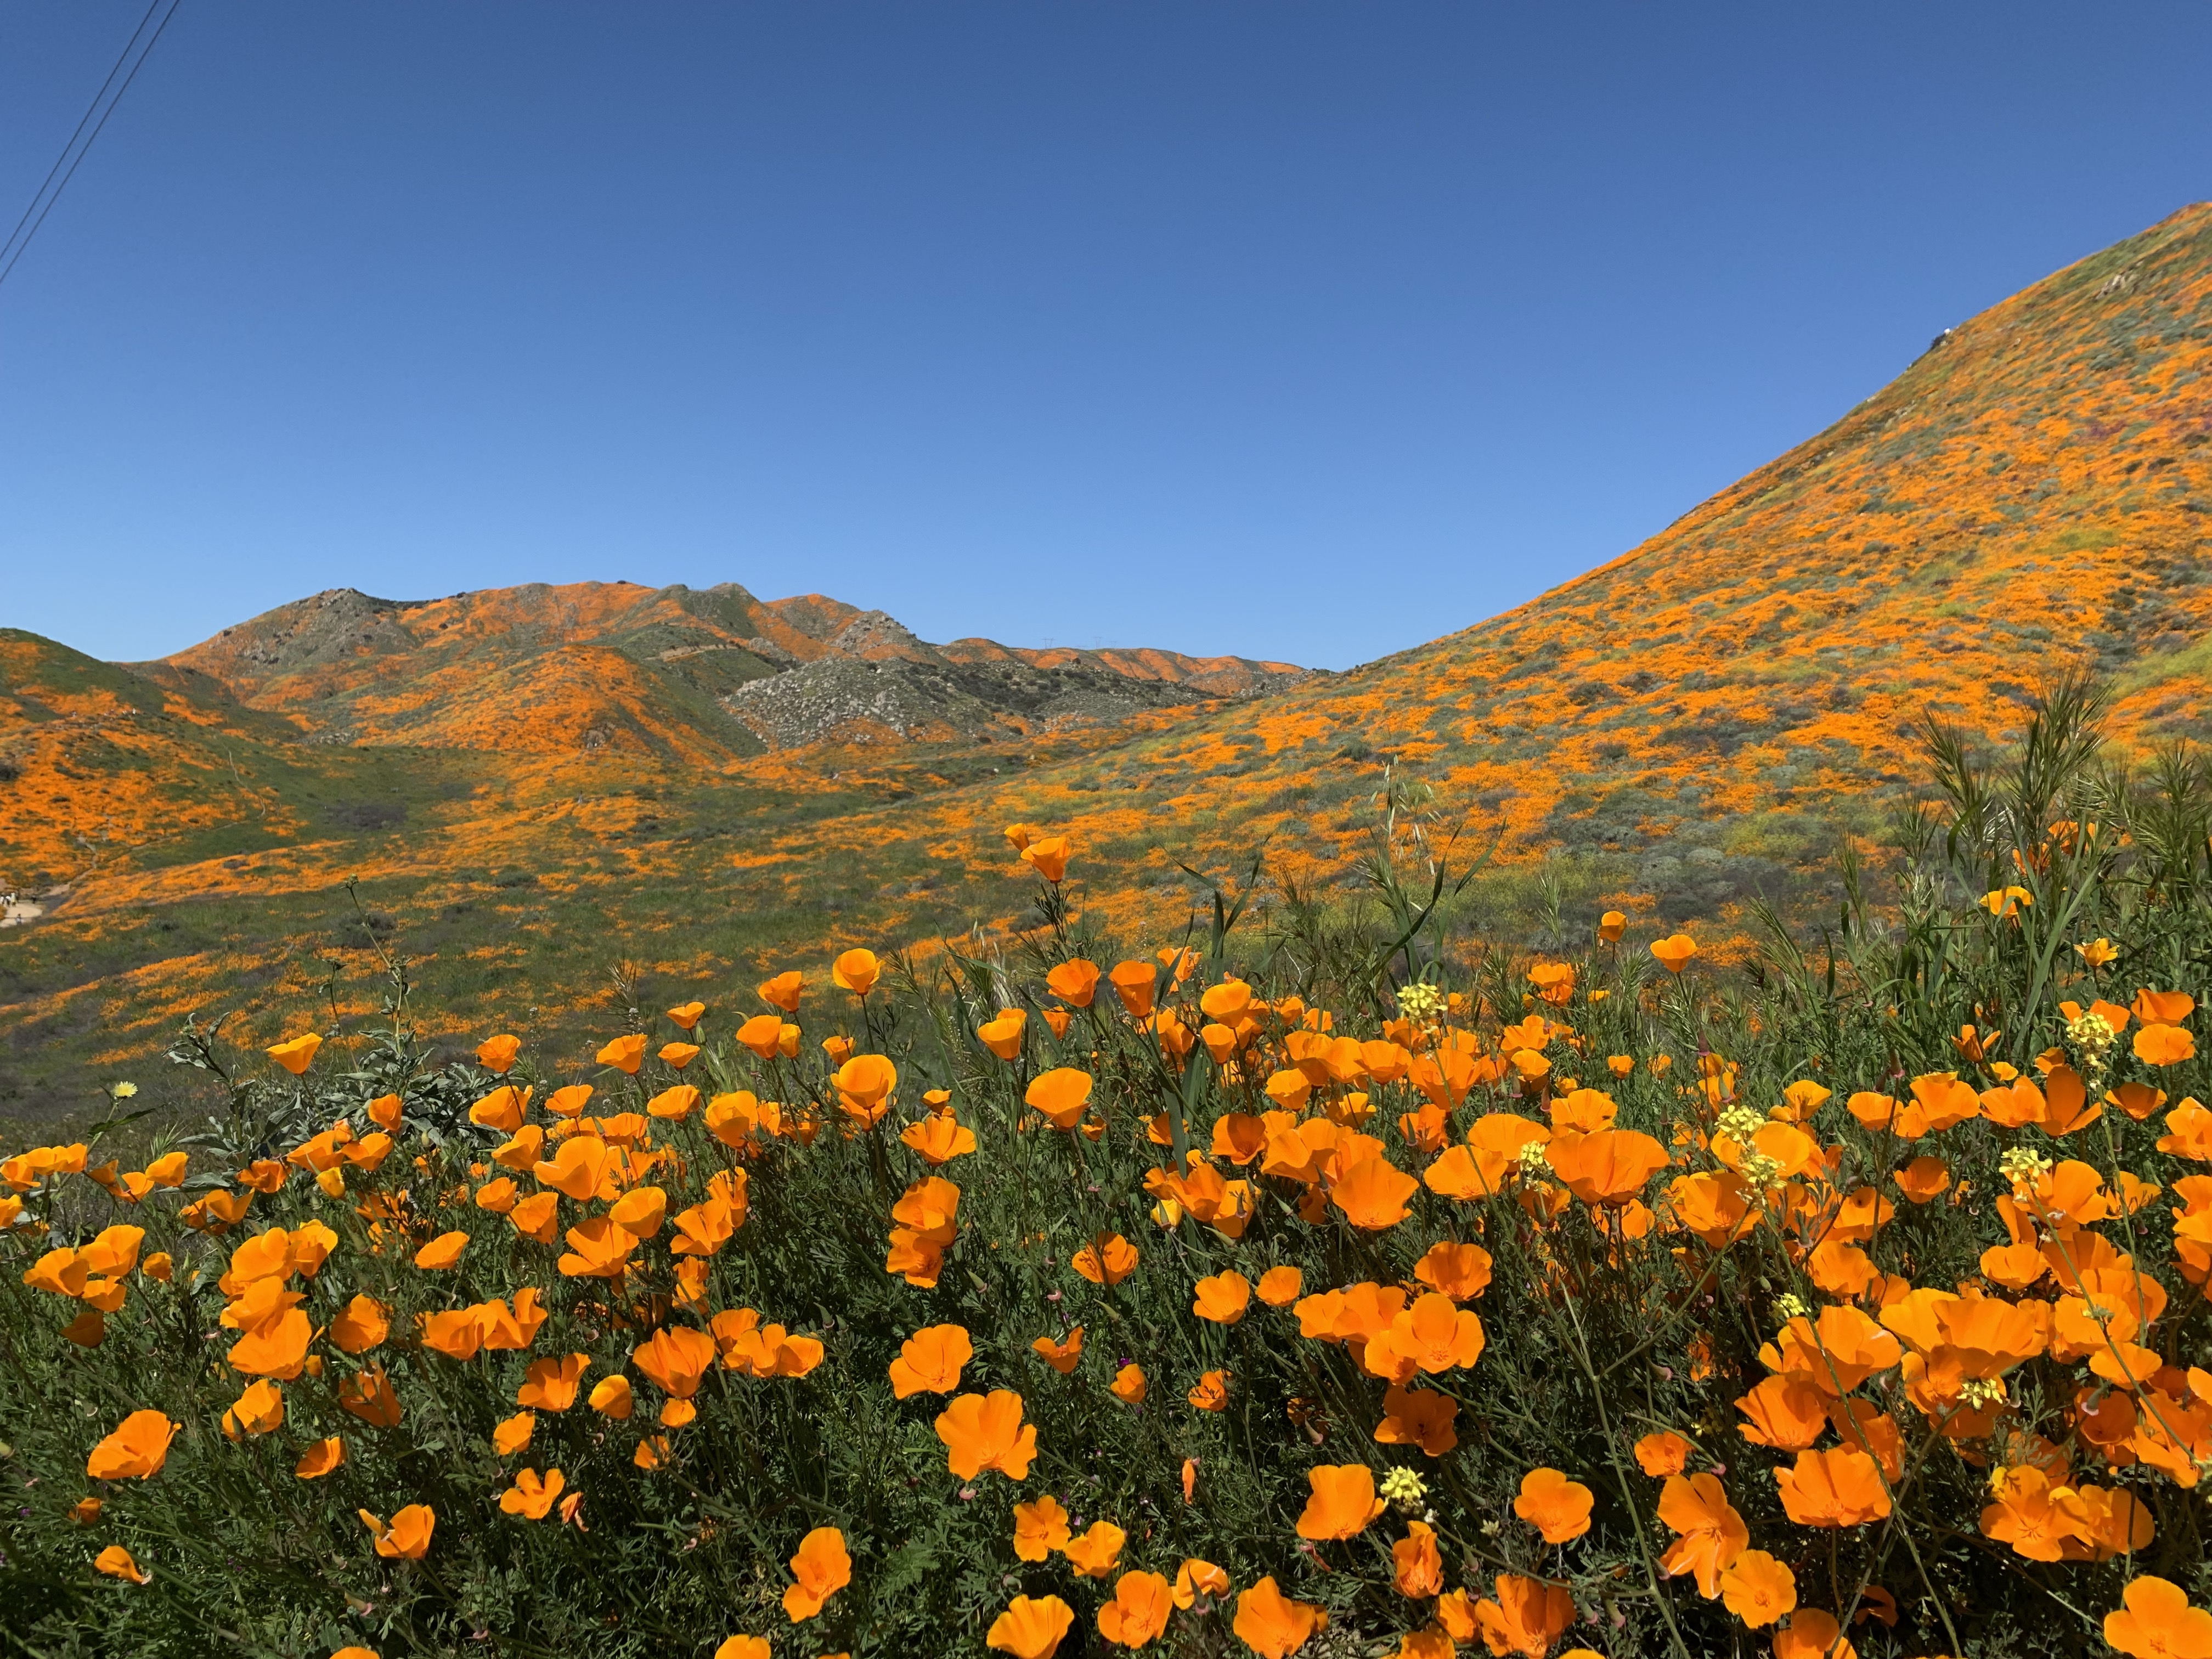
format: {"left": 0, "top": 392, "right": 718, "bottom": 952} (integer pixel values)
{"left": 5, "top": 204, "right": 2210, "bottom": 1120}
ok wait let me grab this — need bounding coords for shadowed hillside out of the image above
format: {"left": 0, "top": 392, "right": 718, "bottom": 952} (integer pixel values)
{"left": 4, "top": 205, "right": 2208, "bottom": 1124}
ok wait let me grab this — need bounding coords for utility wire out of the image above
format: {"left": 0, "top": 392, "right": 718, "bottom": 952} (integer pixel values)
{"left": 0, "top": 0, "right": 183, "bottom": 291}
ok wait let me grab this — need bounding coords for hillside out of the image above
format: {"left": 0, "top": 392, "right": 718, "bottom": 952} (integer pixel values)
{"left": 4, "top": 204, "right": 2209, "bottom": 1125}
{"left": 141, "top": 580, "right": 1309, "bottom": 759}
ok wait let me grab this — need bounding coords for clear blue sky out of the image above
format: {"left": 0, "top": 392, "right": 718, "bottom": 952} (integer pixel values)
{"left": 3, "top": 3, "right": 2209, "bottom": 670}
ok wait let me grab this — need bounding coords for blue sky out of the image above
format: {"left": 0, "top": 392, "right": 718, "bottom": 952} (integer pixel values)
{"left": 3, "top": 3, "right": 2209, "bottom": 670}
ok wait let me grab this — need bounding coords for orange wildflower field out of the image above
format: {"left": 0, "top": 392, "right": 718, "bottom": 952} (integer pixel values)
{"left": 8, "top": 205, "right": 2212, "bottom": 1128}
{"left": 3, "top": 679, "right": 2211, "bottom": 1657}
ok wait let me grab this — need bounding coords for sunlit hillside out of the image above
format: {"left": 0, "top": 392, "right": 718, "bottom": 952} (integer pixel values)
{"left": 4, "top": 204, "right": 2208, "bottom": 1126}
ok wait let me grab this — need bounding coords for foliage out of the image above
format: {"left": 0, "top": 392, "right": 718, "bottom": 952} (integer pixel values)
{"left": 3, "top": 690, "right": 2212, "bottom": 1659}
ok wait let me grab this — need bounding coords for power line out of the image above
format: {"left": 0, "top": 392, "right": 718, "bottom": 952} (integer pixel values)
{"left": 0, "top": 0, "right": 184, "bottom": 292}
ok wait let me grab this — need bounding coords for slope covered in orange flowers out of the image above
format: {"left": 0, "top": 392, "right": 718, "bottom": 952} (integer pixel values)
{"left": 5, "top": 204, "right": 2209, "bottom": 1122}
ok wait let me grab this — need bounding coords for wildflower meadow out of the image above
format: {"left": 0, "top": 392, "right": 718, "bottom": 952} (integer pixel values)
{"left": 3, "top": 683, "right": 2210, "bottom": 1659}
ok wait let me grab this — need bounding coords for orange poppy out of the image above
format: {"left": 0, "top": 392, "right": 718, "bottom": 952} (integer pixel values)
{"left": 589, "top": 1375, "right": 634, "bottom": 1419}
{"left": 493, "top": 1412, "right": 534, "bottom": 1455}
{"left": 1514, "top": 1467, "right": 1594, "bottom": 1543}
{"left": 595, "top": 1034, "right": 647, "bottom": 1075}
{"left": 266, "top": 1033, "right": 322, "bottom": 1075}
{"left": 1772, "top": 1609, "right": 1857, "bottom": 1659}
{"left": 832, "top": 949, "right": 880, "bottom": 996}
{"left": 1375, "top": 1384, "right": 1459, "bottom": 1457}
{"left": 1719, "top": 1550, "right": 1796, "bottom": 1628}
{"left": 2105, "top": 1575, "right": 2212, "bottom": 1659}
{"left": 783, "top": 1526, "right": 851, "bottom": 1621}
{"left": 1110, "top": 1364, "right": 1148, "bottom": 1404}
{"left": 1063, "top": 1520, "right": 1125, "bottom": 1579}
{"left": 969, "top": 1008, "right": 1027, "bottom": 1060}
{"left": 1331, "top": 1156, "right": 1419, "bottom": 1229}
{"left": 1473, "top": 1576, "right": 1573, "bottom": 1658}
{"left": 1393, "top": 1519, "right": 1443, "bottom": 1595}
{"left": 714, "top": 1639, "right": 769, "bottom": 1659}
{"left": 337, "top": 1366, "right": 403, "bottom": 1428}
{"left": 1073, "top": 1232, "right": 1138, "bottom": 1285}
{"left": 1633, "top": 1431, "right": 1690, "bottom": 1476}
{"left": 1598, "top": 910, "right": 1627, "bottom": 942}
{"left": 1775, "top": 1447, "right": 1891, "bottom": 1527}
{"left": 1649, "top": 934, "right": 1697, "bottom": 973}
{"left": 1655, "top": 1472, "right": 1747, "bottom": 1596}
{"left": 1173, "top": 1558, "right": 1230, "bottom": 1610}
{"left": 1192, "top": 1271, "right": 1251, "bottom": 1324}
{"left": 1187, "top": 1369, "right": 1230, "bottom": 1411}
{"left": 1545, "top": 1128, "right": 1668, "bottom": 1206}
{"left": 901, "top": 1113, "right": 976, "bottom": 1165}
{"left": 1013, "top": 1495, "right": 1072, "bottom": 1560}
{"left": 518, "top": 1353, "right": 590, "bottom": 1411}
{"left": 1020, "top": 836, "right": 1070, "bottom": 883}
{"left": 890, "top": 1324, "right": 973, "bottom": 1397}
{"left": 757, "top": 970, "right": 803, "bottom": 1012}
{"left": 94, "top": 1544, "right": 151, "bottom": 1584}
{"left": 1046, "top": 958, "right": 1101, "bottom": 1008}
{"left": 1256, "top": 1265, "right": 1306, "bottom": 1306}
{"left": 86, "top": 1410, "right": 178, "bottom": 1480}
{"left": 294, "top": 1436, "right": 345, "bottom": 1479}
{"left": 500, "top": 1466, "right": 566, "bottom": 1520}
{"left": 1107, "top": 961, "right": 1158, "bottom": 1018}
{"left": 2138, "top": 1024, "right": 2196, "bottom": 1065}
{"left": 558, "top": 1217, "right": 638, "bottom": 1279}
{"left": 1097, "top": 1568, "right": 1173, "bottom": 1647}
{"left": 1026, "top": 1069, "right": 1093, "bottom": 1129}
{"left": 936, "top": 1390, "right": 1036, "bottom": 1480}
{"left": 632, "top": 1325, "right": 716, "bottom": 1404}
{"left": 1032, "top": 1328, "right": 1084, "bottom": 1374}
{"left": 988, "top": 1594, "right": 1075, "bottom": 1659}
{"left": 1233, "top": 1577, "right": 1328, "bottom": 1659}
{"left": 1296, "top": 1463, "right": 1385, "bottom": 1539}
{"left": 359, "top": 1503, "right": 435, "bottom": 1559}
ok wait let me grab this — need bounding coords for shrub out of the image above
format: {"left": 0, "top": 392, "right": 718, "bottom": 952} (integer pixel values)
{"left": 3, "top": 686, "right": 2210, "bottom": 1658}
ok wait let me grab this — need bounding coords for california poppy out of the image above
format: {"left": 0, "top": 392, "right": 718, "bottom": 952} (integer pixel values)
{"left": 1187, "top": 1370, "right": 1230, "bottom": 1410}
{"left": 1413, "top": 1241, "right": 1493, "bottom": 1302}
{"left": 1772, "top": 1609, "right": 1857, "bottom": 1659}
{"left": 1649, "top": 934, "right": 1697, "bottom": 973}
{"left": 1545, "top": 1129, "right": 1668, "bottom": 1206}
{"left": 1046, "top": 959, "right": 1101, "bottom": 1008}
{"left": 295, "top": 1436, "right": 345, "bottom": 1479}
{"left": 1330, "top": 1156, "right": 1419, "bottom": 1229}
{"left": 1073, "top": 1232, "right": 1138, "bottom": 1285}
{"left": 901, "top": 1113, "right": 977, "bottom": 1165}
{"left": 890, "top": 1324, "right": 973, "bottom": 1397}
{"left": 1775, "top": 1447, "right": 1889, "bottom": 1527}
{"left": 2105, "top": 1575, "right": 2212, "bottom": 1659}
{"left": 1375, "top": 1384, "right": 1459, "bottom": 1457}
{"left": 1393, "top": 1520, "right": 1443, "bottom": 1595}
{"left": 832, "top": 949, "right": 880, "bottom": 996}
{"left": 1019, "top": 836, "right": 1070, "bottom": 883}
{"left": 1192, "top": 1271, "right": 1251, "bottom": 1324}
{"left": 477, "top": 1034, "right": 522, "bottom": 1072}
{"left": 1256, "top": 1265, "right": 1305, "bottom": 1306}
{"left": 1032, "top": 1328, "right": 1084, "bottom": 1374}
{"left": 1633, "top": 1431, "right": 1690, "bottom": 1476}
{"left": 1718, "top": 1550, "right": 1796, "bottom": 1628}
{"left": 1296, "top": 1463, "right": 1385, "bottom": 1540}
{"left": 989, "top": 1595, "right": 1075, "bottom": 1659}
{"left": 1655, "top": 1473, "right": 1747, "bottom": 1596}
{"left": 359, "top": 1503, "right": 435, "bottom": 1559}
{"left": 1473, "top": 1576, "right": 1573, "bottom": 1658}
{"left": 1173, "top": 1558, "right": 1229, "bottom": 1610}
{"left": 783, "top": 1526, "right": 851, "bottom": 1621}
{"left": 589, "top": 1375, "right": 634, "bottom": 1419}
{"left": 1026, "top": 1069, "right": 1093, "bottom": 1130}
{"left": 1013, "top": 1495, "right": 1071, "bottom": 1560}
{"left": 86, "top": 1410, "right": 178, "bottom": 1481}
{"left": 519, "top": 1352, "right": 590, "bottom": 1411}
{"left": 1107, "top": 961, "right": 1158, "bottom": 1018}
{"left": 266, "top": 1034, "right": 322, "bottom": 1075}
{"left": 1233, "top": 1577, "right": 1328, "bottom": 1659}
{"left": 1110, "top": 1363, "right": 1147, "bottom": 1404}
{"left": 500, "top": 1466, "right": 566, "bottom": 1520}
{"left": 1514, "top": 1467, "right": 1594, "bottom": 1543}
{"left": 1097, "top": 1568, "right": 1173, "bottom": 1647}
{"left": 94, "top": 1544, "right": 151, "bottom": 1584}
{"left": 337, "top": 1366, "right": 403, "bottom": 1428}
{"left": 1063, "top": 1520, "right": 1125, "bottom": 1579}
{"left": 936, "top": 1390, "right": 1036, "bottom": 1480}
